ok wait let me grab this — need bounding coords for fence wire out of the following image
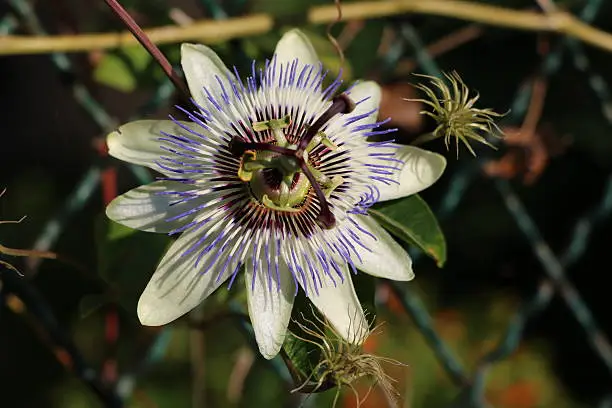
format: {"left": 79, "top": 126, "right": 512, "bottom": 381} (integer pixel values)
{"left": 1, "top": 0, "right": 612, "bottom": 407}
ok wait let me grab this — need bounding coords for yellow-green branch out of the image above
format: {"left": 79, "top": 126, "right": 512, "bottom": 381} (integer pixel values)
{"left": 1, "top": 0, "right": 611, "bottom": 56}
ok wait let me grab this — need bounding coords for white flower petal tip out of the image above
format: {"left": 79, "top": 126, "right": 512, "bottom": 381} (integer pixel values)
{"left": 352, "top": 215, "right": 414, "bottom": 281}
{"left": 378, "top": 145, "right": 447, "bottom": 201}
{"left": 258, "top": 342, "right": 283, "bottom": 360}
{"left": 347, "top": 81, "right": 382, "bottom": 123}
{"left": 247, "top": 261, "right": 295, "bottom": 359}
{"left": 106, "top": 120, "right": 167, "bottom": 171}
{"left": 180, "top": 43, "right": 235, "bottom": 107}
{"left": 137, "top": 290, "right": 185, "bottom": 326}
{"left": 273, "top": 29, "right": 319, "bottom": 68}
{"left": 307, "top": 268, "right": 370, "bottom": 345}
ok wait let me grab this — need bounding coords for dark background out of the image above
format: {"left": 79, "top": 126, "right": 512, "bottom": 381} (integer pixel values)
{"left": 1, "top": 0, "right": 612, "bottom": 406}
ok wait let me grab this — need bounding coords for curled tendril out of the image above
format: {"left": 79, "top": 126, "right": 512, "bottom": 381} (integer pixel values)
{"left": 408, "top": 71, "right": 507, "bottom": 158}
{"left": 289, "top": 307, "right": 405, "bottom": 408}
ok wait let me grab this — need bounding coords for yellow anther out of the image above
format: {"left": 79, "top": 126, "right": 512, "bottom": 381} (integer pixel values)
{"left": 237, "top": 150, "right": 257, "bottom": 182}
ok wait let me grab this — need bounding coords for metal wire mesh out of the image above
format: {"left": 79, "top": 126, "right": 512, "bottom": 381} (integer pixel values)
{"left": 1, "top": 0, "right": 612, "bottom": 406}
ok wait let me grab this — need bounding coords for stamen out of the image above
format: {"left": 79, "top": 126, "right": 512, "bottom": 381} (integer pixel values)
{"left": 300, "top": 161, "right": 336, "bottom": 229}
{"left": 238, "top": 150, "right": 257, "bottom": 181}
{"left": 297, "top": 93, "right": 355, "bottom": 154}
{"left": 308, "top": 165, "right": 331, "bottom": 185}
{"left": 320, "top": 134, "right": 338, "bottom": 151}
{"left": 252, "top": 115, "right": 291, "bottom": 146}
{"left": 252, "top": 115, "right": 291, "bottom": 132}
{"left": 305, "top": 131, "right": 338, "bottom": 153}
{"left": 324, "top": 176, "right": 345, "bottom": 198}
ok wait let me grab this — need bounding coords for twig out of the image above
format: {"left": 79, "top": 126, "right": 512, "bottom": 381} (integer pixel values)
{"left": 337, "top": 20, "right": 365, "bottom": 50}
{"left": 0, "top": 13, "right": 272, "bottom": 55}
{"left": 326, "top": 0, "right": 345, "bottom": 73}
{"left": 482, "top": 40, "right": 554, "bottom": 184}
{"left": 3, "top": 0, "right": 612, "bottom": 56}
{"left": 0, "top": 244, "right": 58, "bottom": 262}
{"left": 102, "top": 0, "right": 189, "bottom": 97}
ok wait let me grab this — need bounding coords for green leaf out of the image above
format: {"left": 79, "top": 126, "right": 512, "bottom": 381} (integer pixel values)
{"left": 93, "top": 54, "right": 135, "bottom": 92}
{"left": 93, "top": 46, "right": 152, "bottom": 92}
{"left": 93, "top": 215, "right": 172, "bottom": 315}
{"left": 282, "top": 333, "right": 317, "bottom": 386}
{"left": 282, "top": 294, "right": 323, "bottom": 384}
{"left": 369, "top": 194, "right": 447, "bottom": 267}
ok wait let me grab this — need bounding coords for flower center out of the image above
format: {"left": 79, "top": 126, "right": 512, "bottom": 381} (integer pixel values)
{"left": 245, "top": 150, "right": 311, "bottom": 212}
{"left": 229, "top": 93, "right": 355, "bottom": 228}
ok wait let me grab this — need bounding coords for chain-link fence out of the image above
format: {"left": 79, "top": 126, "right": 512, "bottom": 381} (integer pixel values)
{"left": 1, "top": 0, "right": 612, "bottom": 406}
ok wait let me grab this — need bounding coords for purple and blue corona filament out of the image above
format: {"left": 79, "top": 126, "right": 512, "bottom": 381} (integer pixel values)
{"left": 153, "top": 57, "right": 401, "bottom": 297}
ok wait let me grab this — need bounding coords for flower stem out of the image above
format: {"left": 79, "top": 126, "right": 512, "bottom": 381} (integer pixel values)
{"left": 102, "top": 0, "right": 189, "bottom": 98}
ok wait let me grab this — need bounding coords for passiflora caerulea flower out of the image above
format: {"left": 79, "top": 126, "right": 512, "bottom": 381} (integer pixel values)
{"left": 106, "top": 29, "right": 446, "bottom": 359}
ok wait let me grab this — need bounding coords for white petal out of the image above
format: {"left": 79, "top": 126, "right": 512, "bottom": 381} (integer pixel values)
{"left": 306, "top": 263, "right": 369, "bottom": 344}
{"left": 350, "top": 214, "right": 414, "bottom": 281}
{"left": 246, "top": 258, "right": 295, "bottom": 359}
{"left": 107, "top": 120, "right": 197, "bottom": 174}
{"left": 377, "top": 145, "right": 447, "bottom": 201}
{"left": 181, "top": 43, "right": 236, "bottom": 108}
{"left": 137, "top": 227, "right": 232, "bottom": 326}
{"left": 273, "top": 29, "right": 319, "bottom": 68}
{"left": 106, "top": 180, "right": 199, "bottom": 233}
{"left": 346, "top": 81, "right": 381, "bottom": 124}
